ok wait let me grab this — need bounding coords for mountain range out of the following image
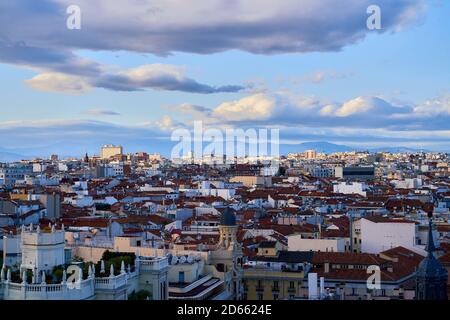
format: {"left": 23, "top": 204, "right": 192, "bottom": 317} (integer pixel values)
{"left": 0, "top": 141, "right": 435, "bottom": 162}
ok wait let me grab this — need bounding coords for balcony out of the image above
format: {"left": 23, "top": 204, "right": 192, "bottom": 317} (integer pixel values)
{"left": 271, "top": 286, "right": 280, "bottom": 293}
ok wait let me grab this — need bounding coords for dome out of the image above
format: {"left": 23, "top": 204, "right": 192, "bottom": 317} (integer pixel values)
{"left": 220, "top": 207, "right": 236, "bottom": 226}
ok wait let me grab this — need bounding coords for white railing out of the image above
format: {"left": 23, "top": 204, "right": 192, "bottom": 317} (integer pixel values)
{"left": 95, "top": 273, "right": 127, "bottom": 290}
{"left": 2, "top": 279, "right": 95, "bottom": 300}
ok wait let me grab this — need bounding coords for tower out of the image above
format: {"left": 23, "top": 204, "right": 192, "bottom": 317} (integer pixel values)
{"left": 415, "top": 214, "right": 448, "bottom": 300}
{"left": 218, "top": 207, "right": 238, "bottom": 250}
{"left": 211, "top": 207, "right": 243, "bottom": 299}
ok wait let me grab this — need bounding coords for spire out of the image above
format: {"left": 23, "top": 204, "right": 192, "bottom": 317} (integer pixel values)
{"left": 415, "top": 212, "right": 449, "bottom": 300}
{"left": 120, "top": 261, "right": 126, "bottom": 274}
{"left": 22, "top": 271, "right": 27, "bottom": 284}
{"left": 41, "top": 271, "right": 46, "bottom": 284}
{"left": 90, "top": 265, "right": 95, "bottom": 278}
{"left": 109, "top": 264, "right": 115, "bottom": 277}
{"left": 425, "top": 217, "right": 436, "bottom": 253}
{"left": 100, "top": 260, "right": 105, "bottom": 273}
{"left": 62, "top": 269, "right": 67, "bottom": 284}
{"left": 7, "top": 269, "right": 11, "bottom": 282}
{"left": 88, "top": 264, "right": 93, "bottom": 278}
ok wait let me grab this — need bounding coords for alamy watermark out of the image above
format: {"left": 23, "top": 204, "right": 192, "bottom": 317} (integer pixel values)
{"left": 170, "top": 121, "right": 280, "bottom": 169}
{"left": 367, "top": 265, "right": 381, "bottom": 290}
{"left": 367, "top": 5, "right": 382, "bottom": 30}
{"left": 66, "top": 5, "right": 81, "bottom": 30}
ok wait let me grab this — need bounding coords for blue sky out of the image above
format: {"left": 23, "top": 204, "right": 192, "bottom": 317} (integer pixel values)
{"left": 0, "top": 0, "right": 449, "bottom": 157}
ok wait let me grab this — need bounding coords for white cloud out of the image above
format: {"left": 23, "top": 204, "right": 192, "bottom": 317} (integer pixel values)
{"left": 335, "top": 96, "right": 374, "bottom": 117}
{"left": 413, "top": 95, "right": 450, "bottom": 116}
{"left": 212, "top": 94, "right": 276, "bottom": 121}
{"left": 94, "top": 64, "right": 244, "bottom": 93}
{"left": 166, "top": 92, "right": 449, "bottom": 132}
{"left": 25, "top": 72, "right": 92, "bottom": 95}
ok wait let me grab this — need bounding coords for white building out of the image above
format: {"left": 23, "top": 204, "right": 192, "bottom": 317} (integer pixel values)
{"left": 20, "top": 225, "right": 66, "bottom": 274}
{"left": 359, "top": 217, "right": 418, "bottom": 254}
{"left": 333, "top": 182, "right": 367, "bottom": 197}
{"left": 288, "top": 235, "right": 346, "bottom": 253}
{"left": 0, "top": 225, "right": 169, "bottom": 300}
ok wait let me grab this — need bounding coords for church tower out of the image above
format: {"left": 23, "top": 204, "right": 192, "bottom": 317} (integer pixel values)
{"left": 415, "top": 214, "right": 448, "bottom": 300}
{"left": 218, "top": 207, "right": 238, "bottom": 250}
{"left": 211, "top": 207, "right": 243, "bottom": 300}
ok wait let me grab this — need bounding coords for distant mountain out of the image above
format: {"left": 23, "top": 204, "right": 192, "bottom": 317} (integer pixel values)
{"left": 0, "top": 151, "right": 29, "bottom": 162}
{"left": 280, "top": 141, "right": 431, "bottom": 155}
{"left": 0, "top": 141, "right": 438, "bottom": 162}
{"left": 281, "top": 141, "right": 355, "bottom": 154}
{"left": 367, "top": 146, "right": 430, "bottom": 153}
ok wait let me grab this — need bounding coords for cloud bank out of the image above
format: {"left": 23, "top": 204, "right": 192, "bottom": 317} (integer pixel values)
{"left": 0, "top": 1, "right": 425, "bottom": 94}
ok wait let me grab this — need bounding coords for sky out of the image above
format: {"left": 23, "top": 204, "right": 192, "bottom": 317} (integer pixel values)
{"left": 0, "top": 0, "right": 449, "bottom": 158}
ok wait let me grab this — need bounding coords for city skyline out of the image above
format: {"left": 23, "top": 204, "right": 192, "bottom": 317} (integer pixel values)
{"left": 0, "top": 0, "right": 449, "bottom": 158}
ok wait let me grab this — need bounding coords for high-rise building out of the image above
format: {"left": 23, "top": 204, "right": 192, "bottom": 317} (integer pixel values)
{"left": 304, "top": 150, "right": 317, "bottom": 159}
{"left": 101, "top": 145, "right": 123, "bottom": 159}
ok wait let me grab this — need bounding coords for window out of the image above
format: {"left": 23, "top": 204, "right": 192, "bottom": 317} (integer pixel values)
{"left": 289, "top": 282, "right": 295, "bottom": 289}
{"left": 178, "top": 271, "right": 185, "bottom": 283}
{"left": 258, "top": 293, "right": 263, "bottom": 300}
{"left": 273, "top": 294, "right": 279, "bottom": 300}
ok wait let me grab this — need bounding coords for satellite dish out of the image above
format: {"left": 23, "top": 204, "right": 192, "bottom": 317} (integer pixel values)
{"left": 187, "top": 256, "right": 194, "bottom": 264}
{"left": 171, "top": 256, "right": 179, "bottom": 265}
{"left": 179, "top": 256, "right": 187, "bottom": 264}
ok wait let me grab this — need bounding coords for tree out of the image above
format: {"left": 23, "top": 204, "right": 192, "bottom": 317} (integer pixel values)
{"left": 128, "top": 290, "right": 151, "bottom": 300}
{"left": 277, "top": 166, "right": 286, "bottom": 176}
